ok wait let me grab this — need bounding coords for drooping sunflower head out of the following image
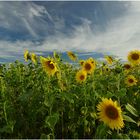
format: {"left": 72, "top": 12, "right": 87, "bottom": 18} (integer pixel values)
{"left": 76, "top": 70, "right": 87, "bottom": 83}
{"left": 82, "top": 59, "right": 95, "bottom": 74}
{"left": 24, "top": 50, "right": 30, "bottom": 62}
{"left": 127, "top": 50, "right": 140, "bottom": 65}
{"left": 67, "top": 51, "right": 77, "bottom": 61}
{"left": 97, "top": 98, "right": 124, "bottom": 130}
{"left": 31, "top": 53, "right": 37, "bottom": 64}
{"left": 105, "top": 56, "right": 113, "bottom": 65}
{"left": 125, "top": 75, "right": 137, "bottom": 87}
{"left": 40, "top": 56, "right": 58, "bottom": 76}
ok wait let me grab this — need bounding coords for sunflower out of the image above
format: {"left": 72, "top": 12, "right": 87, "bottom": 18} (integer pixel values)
{"left": 67, "top": 51, "right": 77, "bottom": 61}
{"left": 125, "top": 75, "right": 137, "bottom": 87}
{"left": 97, "top": 98, "right": 124, "bottom": 130}
{"left": 105, "top": 56, "right": 113, "bottom": 65}
{"left": 79, "top": 60, "right": 85, "bottom": 66}
{"left": 103, "top": 66, "right": 110, "bottom": 73}
{"left": 82, "top": 59, "right": 95, "bottom": 74}
{"left": 76, "top": 70, "right": 87, "bottom": 83}
{"left": 31, "top": 53, "right": 37, "bottom": 64}
{"left": 123, "top": 63, "right": 132, "bottom": 73}
{"left": 40, "top": 57, "right": 58, "bottom": 76}
{"left": 127, "top": 50, "right": 140, "bottom": 65}
{"left": 123, "top": 63, "right": 132, "bottom": 70}
{"left": 24, "top": 50, "right": 30, "bottom": 62}
{"left": 88, "top": 57, "right": 96, "bottom": 65}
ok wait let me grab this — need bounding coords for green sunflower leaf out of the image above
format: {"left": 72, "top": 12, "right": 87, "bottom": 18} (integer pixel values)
{"left": 123, "top": 114, "right": 136, "bottom": 124}
{"left": 125, "top": 103, "right": 138, "bottom": 117}
{"left": 45, "top": 113, "right": 59, "bottom": 130}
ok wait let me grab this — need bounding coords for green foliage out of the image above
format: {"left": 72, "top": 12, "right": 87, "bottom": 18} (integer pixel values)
{"left": 0, "top": 52, "right": 140, "bottom": 138}
{"left": 125, "top": 103, "right": 138, "bottom": 117}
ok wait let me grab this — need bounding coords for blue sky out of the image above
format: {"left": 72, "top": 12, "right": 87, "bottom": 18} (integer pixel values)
{"left": 0, "top": 1, "right": 140, "bottom": 63}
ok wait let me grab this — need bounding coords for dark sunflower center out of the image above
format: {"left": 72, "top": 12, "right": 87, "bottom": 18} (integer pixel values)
{"left": 124, "top": 64, "right": 131, "bottom": 69}
{"left": 27, "top": 54, "right": 31, "bottom": 60}
{"left": 80, "top": 75, "right": 85, "bottom": 80}
{"left": 105, "top": 105, "right": 119, "bottom": 119}
{"left": 81, "top": 62, "right": 84, "bottom": 65}
{"left": 131, "top": 53, "right": 139, "bottom": 60}
{"left": 46, "top": 61, "right": 55, "bottom": 69}
{"left": 128, "top": 78, "right": 134, "bottom": 83}
{"left": 106, "top": 68, "right": 109, "bottom": 71}
{"left": 108, "top": 56, "right": 113, "bottom": 61}
{"left": 71, "top": 53, "right": 76, "bottom": 58}
{"left": 85, "top": 63, "right": 91, "bottom": 70}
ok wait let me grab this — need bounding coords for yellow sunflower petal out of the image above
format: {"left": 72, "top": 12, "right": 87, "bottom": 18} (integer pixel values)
{"left": 67, "top": 51, "right": 77, "bottom": 61}
{"left": 127, "top": 50, "right": 140, "bottom": 65}
{"left": 79, "top": 60, "right": 85, "bottom": 66}
{"left": 105, "top": 56, "right": 113, "bottom": 65}
{"left": 76, "top": 70, "right": 87, "bottom": 83}
{"left": 82, "top": 59, "right": 95, "bottom": 74}
{"left": 97, "top": 98, "right": 124, "bottom": 130}
{"left": 40, "top": 57, "right": 58, "bottom": 76}
{"left": 24, "top": 50, "right": 30, "bottom": 62}
{"left": 31, "top": 53, "right": 37, "bottom": 64}
{"left": 125, "top": 75, "right": 137, "bottom": 87}
{"left": 88, "top": 57, "right": 96, "bottom": 65}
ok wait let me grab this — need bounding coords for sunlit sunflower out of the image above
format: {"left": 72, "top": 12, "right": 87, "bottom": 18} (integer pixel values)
{"left": 40, "top": 56, "right": 58, "bottom": 76}
{"left": 88, "top": 57, "right": 96, "bottom": 66}
{"left": 105, "top": 56, "right": 113, "bottom": 65}
{"left": 67, "top": 51, "right": 77, "bottom": 61}
{"left": 82, "top": 59, "right": 95, "bottom": 74}
{"left": 97, "top": 98, "right": 124, "bottom": 130}
{"left": 127, "top": 50, "right": 140, "bottom": 65}
{"left": 125, "top": 75, "right": 137, "bottom": 87}
{"left": 76, "top": 70, "right": 87, "bottom": 83}
{"left": 24, "top": 50, "right": 30, "bottom": 62}
{"left": 31, "top": 53, "right": 37, "bottom": 64}
{"left": 79, "top": 60, "right": 85, "bottom": 66}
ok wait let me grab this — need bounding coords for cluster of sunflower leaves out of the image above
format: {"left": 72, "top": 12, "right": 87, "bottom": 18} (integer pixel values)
{"left": 0, "top": 50, "right": 140, "bottom": 139}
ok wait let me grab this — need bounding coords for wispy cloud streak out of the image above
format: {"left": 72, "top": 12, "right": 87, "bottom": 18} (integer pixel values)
{"left": 0, "top": 1, "right": 54, "bottom": 38}
{"left": 0, "top": 2, "right": 140, "bottom": 63}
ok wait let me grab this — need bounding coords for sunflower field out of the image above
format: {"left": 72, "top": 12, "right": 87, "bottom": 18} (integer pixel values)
{"left": 0, "top": 50, "right": 140, "bottom": 139}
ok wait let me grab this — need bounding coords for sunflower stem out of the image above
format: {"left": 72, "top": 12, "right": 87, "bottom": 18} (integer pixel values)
{"left": 83, "top": 83, "right": 87, "bottom": 138}
{"left": 61, "top": 111, "right": 64, "bottom": 139}
{"left": 117, "top": 74, "right": 121, "bottom": 104}
{"left": 117, "top": 74, "right": 120, "bottom": 91}
{"left": 117, "top": 129, "right": 120, "bottom": 136}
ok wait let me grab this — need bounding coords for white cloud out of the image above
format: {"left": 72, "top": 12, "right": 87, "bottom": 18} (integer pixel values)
{"left": 35, "top": 1, "right": 140, "bottom": 60}
{"left": 0, "top": 1, "right": 53, "bottom": 37}
{"left": 1, "top": 2, "right": 140, "bottom": 63}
